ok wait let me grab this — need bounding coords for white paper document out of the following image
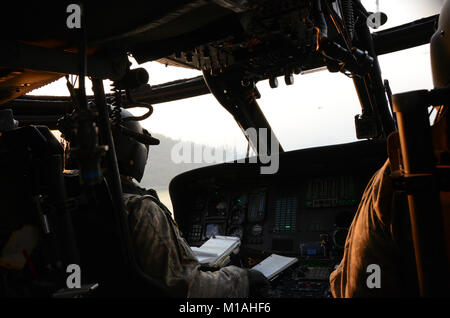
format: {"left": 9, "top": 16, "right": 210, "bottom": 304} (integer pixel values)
{"left": 251, "top": 254, "right": 298, "bottom": 280}
{"left": 191, "top": 235, "right": 241, "bottom": 267}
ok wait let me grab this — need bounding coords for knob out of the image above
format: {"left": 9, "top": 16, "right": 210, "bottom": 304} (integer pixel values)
{"left": 269, "top": 76, "right": 278, "bottom": 88}
{"left": 285, "top": 73, "right": 294, "bottom": 85}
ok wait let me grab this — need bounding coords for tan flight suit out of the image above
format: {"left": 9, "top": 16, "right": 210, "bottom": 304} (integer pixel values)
{"left": 329, "top": 160, "right": 419, "bottom": 297}
{"left": 123, "top": 193, "right": 249, "bottom": 298}
{"left": 330, "top": 110, "right": 450, "bottom": 297}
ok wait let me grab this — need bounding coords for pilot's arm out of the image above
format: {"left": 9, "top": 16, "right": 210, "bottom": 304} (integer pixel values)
{"left": 329, "top": 160, "right": 418, "bottom": 297}
{"left": 123, "top": 193, "right": 268, "bottom": 298}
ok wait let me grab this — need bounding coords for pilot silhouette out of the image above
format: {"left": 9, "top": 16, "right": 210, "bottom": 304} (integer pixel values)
{"left": 113, "top": 108, "right": 270, "bottom": 297}
{"left": 330, "top": 0, "right": 450, "bottom": 297}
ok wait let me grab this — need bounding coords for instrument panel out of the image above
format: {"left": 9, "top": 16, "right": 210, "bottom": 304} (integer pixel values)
{"left": 183, "top": 175, "right": 360, "bottom": 258}
{"left": 170, "top": 140, "right": 387, "bottom": 297}
{"left": 186, "top": 188, "right": 269, "bottom": 245}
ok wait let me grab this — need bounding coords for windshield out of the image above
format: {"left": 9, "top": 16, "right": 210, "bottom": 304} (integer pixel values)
{"left": 255, "top": 0, "right": 442, "bottom": 151}
{"left": 361, "top": 0, "right": 443, "bottom": 31}
{"left": 255, "top": 72, "right": 360, "bottom": 151}
{"left": 30, "top": 0, "right": 443, "bottom": 210}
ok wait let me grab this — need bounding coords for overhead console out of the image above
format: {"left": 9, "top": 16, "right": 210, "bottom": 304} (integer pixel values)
{"left": 170, "top": 140, "right": 386, "bottom": 256}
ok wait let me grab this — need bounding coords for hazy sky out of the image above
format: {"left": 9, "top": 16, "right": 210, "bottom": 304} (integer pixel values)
{"left": 31, "top": 0, "right": 444, "bottom": 152}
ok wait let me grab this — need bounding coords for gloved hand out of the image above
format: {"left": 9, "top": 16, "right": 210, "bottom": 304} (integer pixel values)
{"left": 246, "top": 269, "right": 271, "bottom": 298}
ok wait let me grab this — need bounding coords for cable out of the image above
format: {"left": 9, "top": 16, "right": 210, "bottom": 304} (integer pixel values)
{"left": 338, "top": 0, "right": 355, "bottom": 41}
{"left": 121, "top": 104, "right": 154, "bottom": 122}
{"left": 325, "top": 1, "right": 352, "bottom": 52}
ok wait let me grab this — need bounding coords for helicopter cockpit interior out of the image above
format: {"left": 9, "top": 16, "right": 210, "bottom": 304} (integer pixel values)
{"left": 0, "top": 0, "right": 448, "bottom": 299}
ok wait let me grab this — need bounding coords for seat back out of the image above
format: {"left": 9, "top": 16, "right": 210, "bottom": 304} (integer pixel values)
{"left": 0, "top": 115, "right": 170, "bottom": 297}
{"left": 0, "top": 125, "right": 76, "bottom": 296}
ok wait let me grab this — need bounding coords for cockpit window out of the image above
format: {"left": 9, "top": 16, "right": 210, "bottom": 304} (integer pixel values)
{"left": 255, "top": 71, "right": 361, "bottom": 152}
{"left": 28, "top": 62, "right": 251, "bottom": 211}
{"left": 27, "top": 0, "right": 443, "bottom": 209}
{"left": 255, "top": 0, "right": 442, "bottom": 152}
{"left": 360, "top": 0, "right": 442, "bottom": 31}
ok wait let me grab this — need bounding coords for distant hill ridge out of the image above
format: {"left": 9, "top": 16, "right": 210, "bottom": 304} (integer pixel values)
{"left": 140, "top": 133, "right": 245, "bottom": 190}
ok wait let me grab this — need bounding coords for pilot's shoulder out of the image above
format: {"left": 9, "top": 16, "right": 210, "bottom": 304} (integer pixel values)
{"left": 123, "top": 193, "right": 165, "bottom": 217}
{"left": 365, "top": 159, "right": 396, "bottom": 228}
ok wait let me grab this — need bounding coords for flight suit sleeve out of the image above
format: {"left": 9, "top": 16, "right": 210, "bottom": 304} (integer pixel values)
{"left": 123, "top": 194, "right": 249, "bottom": 298}
{"left": 329, "top": 160, "right": 407, "bottom": 297}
